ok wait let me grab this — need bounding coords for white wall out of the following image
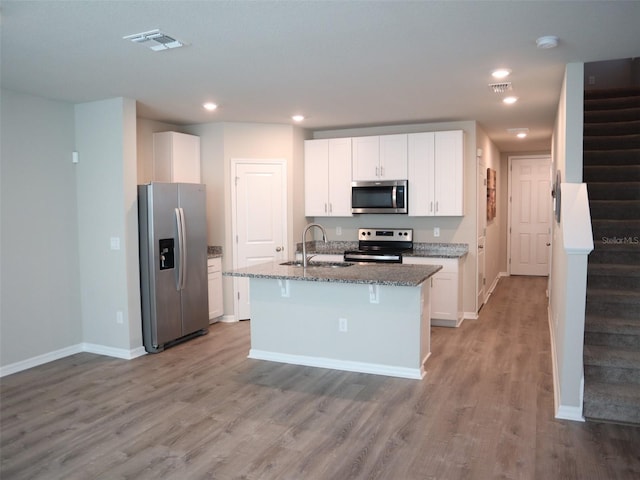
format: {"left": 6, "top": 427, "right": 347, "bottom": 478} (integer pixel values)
{"left": 312, "top": 120, "right": 482, "bottom": 316}
{"left": 184, "top": 122, "right": 304, "bottom": 319}
{"left": 75, "top": 98, "right": 142, "bottom": 353}
{"left": 548, "top": 62, "right": 587, "bottom": 420}
{"left": 476, "top": 125, "right": 504, "bottom": 293}
{"left": 0, "top": 89, "right": 82, "bottom": 367}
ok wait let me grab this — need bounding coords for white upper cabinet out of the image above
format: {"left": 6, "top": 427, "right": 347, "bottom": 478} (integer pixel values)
{"left": 352, "top": 134, "right": 408, "bottom": 181}
{"left": 153, "top": 131, "right": 201, "bottom": 183}
{"left": 304, "top": 138, "right": 353, "bottom": 217}
{"left": 408, "top": 130, "right": 464, "bottom": 216}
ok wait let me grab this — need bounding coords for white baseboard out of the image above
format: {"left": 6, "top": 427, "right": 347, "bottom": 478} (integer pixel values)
{"left": 1, "top": 343, "right": 147, "bottom": 377}
{"left": 219, "top": 314, "right": 238, "bottom": 323}
{"left": 248, "top": 349, "right": 425, "bottom": 380}
{"left": 464, "top": 312, "right": 479, "bottom": 320}
{"left": 547, "top": 306, "right": 585, "bottom": 422}
{"left": 81, "top": 343, "right": 146, "bottom": 360}
{"left": 0, "top": 344, "right": 83, "bottom": 377}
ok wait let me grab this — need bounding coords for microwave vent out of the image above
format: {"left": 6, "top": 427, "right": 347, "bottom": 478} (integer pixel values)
{"left": 488, "top": 82, "right": 512, "bottom": 94}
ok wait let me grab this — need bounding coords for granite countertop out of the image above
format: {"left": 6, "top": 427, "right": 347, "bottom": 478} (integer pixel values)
{"left": 207, "top": 246, "right": 223, "bottom": 258}
{"left": 297, "top": 241, "right": 469, "bottom": 259}
{"left": 224, "top": 261, "right": 442, "bottom": 287}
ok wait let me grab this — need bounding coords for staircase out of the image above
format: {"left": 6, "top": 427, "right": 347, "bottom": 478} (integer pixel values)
{"left": 582, "top": 87, "right": 640, "bottom": 425}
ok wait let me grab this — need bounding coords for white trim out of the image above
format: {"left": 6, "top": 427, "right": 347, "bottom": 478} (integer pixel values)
{"left": 0, "top": 343, "right": 147, "bottom": 377}
{"left": 248, "top": 349, "right": 426, "bottom": 380}
{"left": 81, "top": 343, "right": 146, "bottom": 360}
{"left": 0, "top": 344, "right": 83, "bottom": 377}
{"left": 464, "top": 311, "right": 479, "bottom": 320}
{"left": 218, "top": 314, "right": 238, "bottom": 323}
{"left": 547, "top": 306, "right": 585, "bottom": 422}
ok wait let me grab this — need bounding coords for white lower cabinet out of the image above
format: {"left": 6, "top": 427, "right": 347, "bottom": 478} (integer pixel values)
{"left": 208, "top": 257, "right": 223, "bottom": 322}
{"left": 403, "top": 257, "right": 463, "bottom": 327}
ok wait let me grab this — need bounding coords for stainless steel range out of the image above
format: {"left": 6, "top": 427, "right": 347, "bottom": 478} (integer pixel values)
{"left": 344, "top": 228, "right": 413, "bottom": 263}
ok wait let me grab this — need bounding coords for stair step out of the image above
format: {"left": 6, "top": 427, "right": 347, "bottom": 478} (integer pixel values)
{"left": 584, "top": 133, "right": 640, "bottom": 151}
{"left": 584, "top": 120, "right": 640, "bottom": 137}
{"left": 583, "top": 149, "right": 640, "bottom": 166}
{"left": 583, "top": 381, "right": 640, "bottom": 425}
{"left": 584, "top": 107, "right": 640, "bottom": 124}
{"left": 584, "top": 95, "right": 640, "bottom": 111}
{"left": 586, "top": 288, "right": 640, "bottom": 319}
{"left": 584, "top": 165, "right": 640, "bottom": 182}
{"left": 589, "top": 200, "right": 640, "bottom": 220}
{"left": 587, "top": 264, "right": 640, "bottom": 290}
{"left": 585, "top": 315, "right": 640, "bottom": 335}
{"left": 587, "top": 182, "right": 640, "bottom": 200}
{"left": 591, "top": 219, "right": 640, "bottom": 238}
{"left": 584, "top": 344, "right": 640, "bottom": 370}
{"left": 584, "top": 87, "right": 640, "bottom": 100}
{"left": 585, "top": 332, "right": 640, "bottom": 350}
{"left": 589, "top": 241, "right": 640, "bottom": 265}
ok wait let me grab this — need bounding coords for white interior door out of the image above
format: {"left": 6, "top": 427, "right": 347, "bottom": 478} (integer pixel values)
{"left": 509, "top": 156, "right": 551, "bottom": 276}
{"left": 477, "top": 162, "right": 487, "bottom": 309}
{"left": 232, "top": 160, "right": 287, "bottom": 320}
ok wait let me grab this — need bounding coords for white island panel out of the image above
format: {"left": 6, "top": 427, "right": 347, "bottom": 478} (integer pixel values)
{"left": 248, "top": 277, "right": 430, "bottom": 379}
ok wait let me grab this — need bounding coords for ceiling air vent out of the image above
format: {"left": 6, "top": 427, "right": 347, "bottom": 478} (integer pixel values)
{"left": 488, "top": 82, "right": 512, "bottom": 94}
{"left": 123, "top": 29, "right": 185, "bottom": 51}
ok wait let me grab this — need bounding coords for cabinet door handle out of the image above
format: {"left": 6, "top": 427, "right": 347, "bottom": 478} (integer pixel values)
{"left": 380, "top": 166, "right": 384, "bottom": 177}
{"left": 435, "top": 201, "right": 439, "bottom": 213}
{"left": 430, "top": 201, "right": 434, "bottom": 213}
{"left": 329, "top": 203, "right": 333, "bottom": 214}
{"left": 324, "top": 203, "right": 328, "bottom": 213}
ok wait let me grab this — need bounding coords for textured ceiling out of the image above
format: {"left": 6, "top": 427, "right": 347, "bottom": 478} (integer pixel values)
{"left": 2, "top": 0, "right": 639, "bottom": 152}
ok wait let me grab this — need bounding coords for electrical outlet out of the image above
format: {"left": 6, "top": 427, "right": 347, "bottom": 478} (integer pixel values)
{"left": 339, "top": 317, "right": 348, "bottom": 332}
{"left": 116, "top": 310, "right": 124, "bottom": 324}
{"left": 336, "top": 226, "right": 342, "bottom": 236}
{"left": 110, "top": 237, "right": 121, "bottom": 250}
{"left": 434, "top": 227, "right": 440, "bottom": 237}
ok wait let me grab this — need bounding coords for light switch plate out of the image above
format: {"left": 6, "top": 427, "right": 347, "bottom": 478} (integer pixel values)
{"left": 110, "top": 237, "right": 121, "bottom": 250}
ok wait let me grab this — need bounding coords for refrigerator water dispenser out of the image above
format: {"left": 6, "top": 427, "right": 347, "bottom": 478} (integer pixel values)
{"left": 159, "top": 238, "right": 175, "bottom": 270}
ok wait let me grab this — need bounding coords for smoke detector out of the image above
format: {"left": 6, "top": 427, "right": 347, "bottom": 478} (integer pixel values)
{"left": 536, "top": 35, "right": 559, "bottom": 49}
{"left": 123, "top": 29, "right": 185, "bottom": 51}
{"left": 488, "top": 82, "right": 512, "bottom": 94}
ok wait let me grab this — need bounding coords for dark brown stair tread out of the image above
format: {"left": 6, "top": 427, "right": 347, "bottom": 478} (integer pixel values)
{"left": 584, "top": 344, "right": 640, "bottom": 368}
{"left": 587, "top": 288, "right": 640, "bottom": 302}
{"left": 587, "top": 263, "right": 640, "bottom": 276}
{"left": 585, "top": 315, "right": 640, "bottom": 335}
{"left": 583, "top": 381, "right": 640, "bottom": 403}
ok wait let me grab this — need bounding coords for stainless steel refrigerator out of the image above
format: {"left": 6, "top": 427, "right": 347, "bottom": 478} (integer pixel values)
{"left": 138, "top": 182, "right": 209, "bottom": 353}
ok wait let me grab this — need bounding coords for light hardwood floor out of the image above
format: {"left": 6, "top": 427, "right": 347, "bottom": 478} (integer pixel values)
{"left": 2, "top": 276, "right": 639, "bottom": 479}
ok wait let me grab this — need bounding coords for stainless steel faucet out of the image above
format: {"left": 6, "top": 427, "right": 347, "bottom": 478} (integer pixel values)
{"left": 302, "top": 223, "right": 328, "bottom": 267}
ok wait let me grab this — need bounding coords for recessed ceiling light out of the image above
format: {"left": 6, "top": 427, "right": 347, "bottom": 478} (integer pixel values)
{"left": 536, "top": 35, "right": 559, "bottom": 49}
{"left": 503, "top": 96, "right": 519, "bottom": 105}
{"left": 491, "top": 69, "right": 511, "bottom": 79}
{"left": 203, "top": 102, "right": 217, "bottom": 111}
{"left": 508, "top": 128, "right": 529, "bottom": 138}
{"left": 292, "top": 115, "right": 305, "bottom": 122}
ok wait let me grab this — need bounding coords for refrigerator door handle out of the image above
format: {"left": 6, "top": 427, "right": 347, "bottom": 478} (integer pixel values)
{"left": 175, "top": 207, "right": 186, "bottom": 291}
{"left": 179, "top": 207, "right": 187, "bottom": 290}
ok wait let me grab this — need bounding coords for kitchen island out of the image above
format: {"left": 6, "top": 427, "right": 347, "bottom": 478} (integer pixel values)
{"left": 224, "top": 261, "right": 441, "bottom": 379}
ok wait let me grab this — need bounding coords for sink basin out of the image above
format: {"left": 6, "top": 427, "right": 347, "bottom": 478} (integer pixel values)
{"left": 280, "top": 260, "right": 354, "bottom": 268}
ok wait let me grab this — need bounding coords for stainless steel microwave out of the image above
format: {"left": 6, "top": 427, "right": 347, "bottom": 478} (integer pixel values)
{"left": 351, "top": 180, "right": 408, "bottom": 214}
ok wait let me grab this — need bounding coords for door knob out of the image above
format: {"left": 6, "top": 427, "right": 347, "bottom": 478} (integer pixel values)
{"left": 275, "top": 246, "right": 283, "bottom": 252}
{"left": 546, "top": 243, "right": 551, "bottom": 246}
